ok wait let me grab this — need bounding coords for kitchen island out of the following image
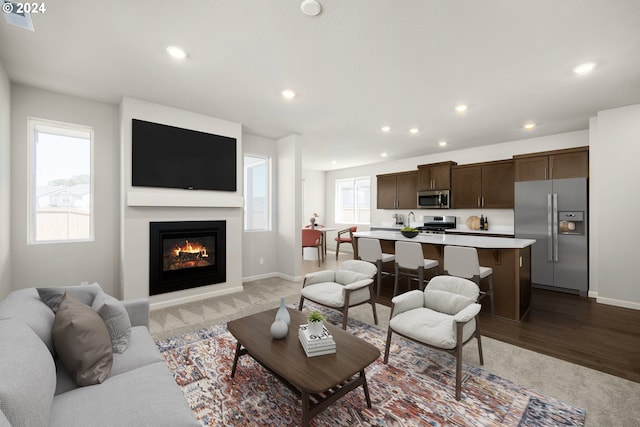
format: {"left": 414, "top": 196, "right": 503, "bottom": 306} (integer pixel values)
{"left": 353, "top": 230, "right": 535, "bottom": 321}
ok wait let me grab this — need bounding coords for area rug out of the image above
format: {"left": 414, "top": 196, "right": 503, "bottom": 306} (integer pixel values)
{"left": 156, "top": 306, "right": 586, "bottom": 426}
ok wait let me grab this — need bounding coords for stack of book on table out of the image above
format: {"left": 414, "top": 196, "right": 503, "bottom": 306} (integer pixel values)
{"left": 298, "top": 324, "right": 336, "bottom": 357}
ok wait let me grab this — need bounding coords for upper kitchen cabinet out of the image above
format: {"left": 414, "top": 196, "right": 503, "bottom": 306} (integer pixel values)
{"left": 514, "top": 147, "right": 589, "bottom": 181}
{"left": 377, "top": 171, "right": 417, "bottom": 209}
{"left": 451, "top": 160, "right": 514, "bottom": 208}
{"left": 417, "top": 161, "right": 457, "bottom": 190}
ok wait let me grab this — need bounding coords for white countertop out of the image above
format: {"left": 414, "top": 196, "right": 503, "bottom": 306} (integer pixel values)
{"left": 353, "top": 230, "right": 535, "bottom": 249}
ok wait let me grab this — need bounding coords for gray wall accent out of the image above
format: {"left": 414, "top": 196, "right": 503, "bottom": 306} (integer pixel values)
{"left": 590, "top": 104, "right": 640, "bottom": 309}
{"left": 0, "top": 61, "right": 10, "bottom": 299}
{"left": 276, "top": 135, "right": 302, "bottom": 280}
{"left": 9, "top": 85, "right": 120, "bottom": 296}
{"left": 242, "top": 133, "right": 279, "bottom": 280}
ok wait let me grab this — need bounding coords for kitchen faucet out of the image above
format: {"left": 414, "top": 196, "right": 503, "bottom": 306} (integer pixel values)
{"left": 408, "top": 211, "right": 415, "bottom": 228}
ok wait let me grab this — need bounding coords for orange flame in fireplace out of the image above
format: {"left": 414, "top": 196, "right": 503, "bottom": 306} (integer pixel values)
{"left": 173, "top": 240, "right": 209, "bottom": 258}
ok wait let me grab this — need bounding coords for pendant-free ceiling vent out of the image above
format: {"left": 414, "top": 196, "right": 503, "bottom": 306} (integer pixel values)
{"left": 2, "top": 1, "right": 35, "bottom": 31}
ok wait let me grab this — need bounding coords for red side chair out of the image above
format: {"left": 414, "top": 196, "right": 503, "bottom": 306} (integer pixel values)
{"left": 334, "top": 226, "right": 357, "bottom": 260}
{"left": 302, "top": 229, "right": 323, "bottom": 267}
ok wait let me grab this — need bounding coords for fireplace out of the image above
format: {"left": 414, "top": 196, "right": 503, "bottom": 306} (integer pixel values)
{"left": 149, "top": 221, "right": 226, "bottom": 296}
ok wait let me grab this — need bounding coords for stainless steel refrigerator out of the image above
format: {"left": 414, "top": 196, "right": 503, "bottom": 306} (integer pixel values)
{"left": 515, "top": 177, "right": 588, "bottom": 296}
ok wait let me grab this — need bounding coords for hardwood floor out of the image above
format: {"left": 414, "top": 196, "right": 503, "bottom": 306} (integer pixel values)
{"left": 375, "top": 275, "right": 640, "bottom": 384}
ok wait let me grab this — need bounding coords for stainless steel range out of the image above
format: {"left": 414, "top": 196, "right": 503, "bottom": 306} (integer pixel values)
{"left": 416, "top": 215, "right": 456, "bottom": 234}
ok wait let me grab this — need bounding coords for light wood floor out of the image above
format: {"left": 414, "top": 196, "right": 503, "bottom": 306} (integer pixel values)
{"left": 305, "top": 251, "right": 640, "bottom": 384}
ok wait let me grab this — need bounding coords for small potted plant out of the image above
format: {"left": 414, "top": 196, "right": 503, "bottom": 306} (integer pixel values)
{"left": 307, "top": 310, "right": 325, "bottom": 336}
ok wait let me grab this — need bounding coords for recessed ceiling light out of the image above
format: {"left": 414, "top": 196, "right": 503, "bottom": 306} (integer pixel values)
{"left": 381, "top": 126, "right": 391, "bottom": 132}
{"left": 573, "top": 62, "right": 597, "bottom": 75}
{"left": 282, "top": 89, "right": 296, "bottom": 99}
{"left": 381, "top": 152, "right": 388, "bottom": 157}
{"left": 454, "top": 104, "right": 468, "bottom": 113}
{"left": 523, "top": 122, "right": 537, "bottom": 130}
{"left": 301, "top": 0, "right": 322, "bottom": 16}
{"left": 166, "top": 46, "right": 188, "bottom": 60}
{"left": 331, "top": 160, "right": 337, "bottom": 165}
{"left": 409, "top": 128, "right": 419, "bottom": 134}
{"left": 438, "top": 140, "right": 448, "bottom": 147}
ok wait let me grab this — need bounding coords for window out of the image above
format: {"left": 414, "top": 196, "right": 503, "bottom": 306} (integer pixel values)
{"left": 29, "top": 118, "right": 93, "bottom": 243}
{"left": 244, "top": 154, "right": 271, "bottom": 231}
{"left": 335, "top": 177, "right": 370, "bottom": 224}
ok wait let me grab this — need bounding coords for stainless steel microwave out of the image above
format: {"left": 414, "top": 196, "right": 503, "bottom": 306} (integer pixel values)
{"left": 417, "top": 190, "right": 450, "bottom": 209}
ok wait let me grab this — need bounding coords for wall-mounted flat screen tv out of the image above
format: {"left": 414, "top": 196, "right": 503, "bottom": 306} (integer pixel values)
{"left": 131, "top": 119, "right": 237, "bottom": 192}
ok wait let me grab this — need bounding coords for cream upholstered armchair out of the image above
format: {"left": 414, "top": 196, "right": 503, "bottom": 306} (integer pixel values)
{"left": 383, "top": 275, "right": 484, "bottom": 400}
{"left": 298, "top": 260, "right": 378, "bottom": 329}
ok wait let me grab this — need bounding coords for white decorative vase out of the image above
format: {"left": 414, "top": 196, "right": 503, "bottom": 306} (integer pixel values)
{"left": 271, "top": 318, "right": 289, "bottom": 340}
{"left": 307, "top": 320, "right": 323, "bottom": 337}
{"left": 270, "top": 318, "right": 288, "bottom": 339}
{"left": 276, "top": 297, "right": 290, "bottom": 325}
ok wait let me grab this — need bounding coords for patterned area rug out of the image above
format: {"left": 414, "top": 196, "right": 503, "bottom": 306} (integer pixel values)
{"left": 156, "top": 306, "right": 586, "bottom": 426}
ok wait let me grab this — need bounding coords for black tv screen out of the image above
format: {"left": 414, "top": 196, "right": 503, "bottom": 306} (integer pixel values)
{"left": 131, "top": 119, "right": 237, "bottom": 192}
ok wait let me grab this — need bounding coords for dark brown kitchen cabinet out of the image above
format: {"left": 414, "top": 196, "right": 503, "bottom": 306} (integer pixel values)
{"left": 377, "top": 171, "right": 417, "bottom": 209}
{"left": 451, "top": 160, "right": 514, "bottom": 208}
{"left": 514, "top": 147, "right": 589, "bottom": 181}
{"left": 417, "top": 161, "right": 457, "bottom": 190}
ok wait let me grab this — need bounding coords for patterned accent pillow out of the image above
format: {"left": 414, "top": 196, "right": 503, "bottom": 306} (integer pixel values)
{"left": 53, "top": 293, "right": 113, "bottom": 386}
{"left": 92, "top": 291, "right": 132, "bottom": 353}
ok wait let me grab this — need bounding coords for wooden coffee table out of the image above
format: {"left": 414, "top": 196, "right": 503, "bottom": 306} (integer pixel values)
{"left": 228, "top": 308, "right": 380, "bottom": 426}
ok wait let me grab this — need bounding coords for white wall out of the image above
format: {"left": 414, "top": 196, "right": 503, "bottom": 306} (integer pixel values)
{"left": 242, "top": 133, "right": 279, "bottom": 280}
{"left": 120, "top": 98, "right": 244, "bottom": 305}
{"left": 302, "top": 169, "right": 325, "bottom": 225}
{"left": 276, "top": 135, "right": 302, "bottom": 281}
{"left": 590, "top": 104, "right": 640, "bottom": 309}
{"left": 0, "top": 61, "right": 10, "bottom": 299}
{"left": 323, "top": 130, "right": 588, "bottom": 252}
{"left": 10, "top": 85, "right": 120, "bottom": 295}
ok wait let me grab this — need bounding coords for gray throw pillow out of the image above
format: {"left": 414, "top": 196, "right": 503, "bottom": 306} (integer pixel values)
{"left": 37, "top": 282, "right": 103, "bottom": 313}
{"left": 53, "top": 293, "right": 113, "bottom": 386}
{"left": 92, "top": 291, "right": 132, "bottom": 353}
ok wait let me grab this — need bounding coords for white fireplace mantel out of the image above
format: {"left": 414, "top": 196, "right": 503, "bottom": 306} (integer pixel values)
{"left": 127, "top": 191, "right": 243, "bottom": 208}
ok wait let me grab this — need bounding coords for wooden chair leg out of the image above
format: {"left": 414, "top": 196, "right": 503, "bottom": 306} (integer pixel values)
{"left": 316, "top": 246, "right": 321, "bottom": 267}
{"left": 298, "top": 296, "right": 305, "bottom": 311}
{"left": 376, "top": 260, "right": 383, "bottom": 299}
{"left": 455, "top": 322, "right": 464, "bottom": 400}
{"left": 488, "top": 275, "right": 495, "bottom": 318}
{"left": 369, "top": 284, "right": 378, "bottom": 325}
{"left": 342, "top": 291, "right": 351, "bottom": 329}
{"left": 335, "top": 240, "right": 340, "bottom": 260}
{"left": 383, "top": 328, "right": 394, "bottom": 363}
{"left": 393, "top": 263, "right": 400, "bottom": 297}
{"left": 476, "top": 315, "right": 484, "bottom": 365}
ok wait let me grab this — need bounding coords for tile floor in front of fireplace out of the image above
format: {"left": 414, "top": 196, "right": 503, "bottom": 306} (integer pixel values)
{"left": 149, "top": 277, "right": 302, "bottom": 341}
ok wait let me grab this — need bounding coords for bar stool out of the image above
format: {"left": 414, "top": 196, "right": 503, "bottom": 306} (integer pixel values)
{"left": 443, "top": 245, "right": 495, "bottom": 317}
{"left": 357, "top": 238, "right": 395, "bottom": 298}
{"left": 393, "top": 241, "right": 440, "bottom": 296}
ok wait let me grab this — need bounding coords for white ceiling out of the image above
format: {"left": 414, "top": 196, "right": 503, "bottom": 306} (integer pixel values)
{"left": 1, "top": 0, "right": 640, "bottom": 171}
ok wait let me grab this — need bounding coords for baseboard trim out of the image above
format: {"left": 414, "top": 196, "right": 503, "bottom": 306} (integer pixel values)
{"left": 242, "top": 272, "right": 278, "bottom": 282}
{"left": 595, "top": 295, "right": 640, "bottom": 311}
{"left": 276, "top": 272, "right": 303, "bottom": 282}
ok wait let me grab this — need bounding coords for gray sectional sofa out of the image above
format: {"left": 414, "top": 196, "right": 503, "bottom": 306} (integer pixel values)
{"left": 0, "top": 284, "right": 200, "bottom": 427}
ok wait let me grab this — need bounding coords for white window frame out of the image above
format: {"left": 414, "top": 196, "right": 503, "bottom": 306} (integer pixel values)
{"left": 27, "top": 117, "right": 94, "bottom": 244}
{"left": 335, "top": 176, "right": 371, "bottom": 225}
{"left": 243, "top": 153, "right": 272, "bottom": 232}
